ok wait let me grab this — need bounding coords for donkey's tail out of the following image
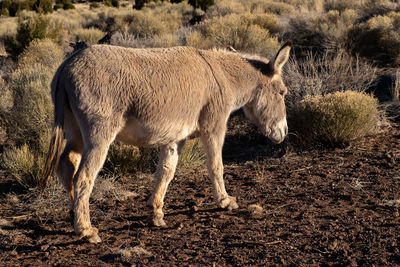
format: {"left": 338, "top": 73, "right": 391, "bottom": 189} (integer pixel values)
{"left": 40, "top": 62, "right": 67, "bottom": 188}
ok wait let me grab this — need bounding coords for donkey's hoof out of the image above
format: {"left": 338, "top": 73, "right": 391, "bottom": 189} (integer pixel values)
{"left": 219, "top": 196, "right": 239, "bottom": 211}
{"left": 79, "top": 227, "right": 101, "bottom": 243}
{"left": 150, "top": 217, "right": 167, "bottom": 227}
{"left": 87, "top": 234, "right": 102, "bottom": 243}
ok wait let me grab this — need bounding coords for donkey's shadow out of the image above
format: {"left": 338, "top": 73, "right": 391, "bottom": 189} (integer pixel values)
{"left": 223, "top": 110, "right": 288, "bottom": 163}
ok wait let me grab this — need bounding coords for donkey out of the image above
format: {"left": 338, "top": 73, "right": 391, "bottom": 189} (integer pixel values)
{"left": 41, "top": 41, "right": 292, "bottom": 243}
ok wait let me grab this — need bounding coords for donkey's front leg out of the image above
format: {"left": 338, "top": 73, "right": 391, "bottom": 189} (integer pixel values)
{"left": 147, "top": 141, "right": 185, "bottom": 226}
{"left": 201, "top": 133, "right": 238, "bottom": 210}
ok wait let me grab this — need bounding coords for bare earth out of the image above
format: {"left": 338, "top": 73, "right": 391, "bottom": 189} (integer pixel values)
{"left": 0, "top": 112, "right": 399, "bottom": 266}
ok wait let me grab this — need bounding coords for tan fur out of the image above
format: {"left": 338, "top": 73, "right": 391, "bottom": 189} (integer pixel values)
{"left": 42, "top": 42, "right": 292, "bottom": 243}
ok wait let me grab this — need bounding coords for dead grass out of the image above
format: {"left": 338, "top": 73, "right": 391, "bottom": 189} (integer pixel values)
{"left": 284, "top": 49, "right": 377, "bottom": 110}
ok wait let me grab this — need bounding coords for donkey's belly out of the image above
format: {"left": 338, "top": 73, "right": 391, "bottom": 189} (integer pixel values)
{"left": 116, "top": 117, "right": 198, "bottom": 147}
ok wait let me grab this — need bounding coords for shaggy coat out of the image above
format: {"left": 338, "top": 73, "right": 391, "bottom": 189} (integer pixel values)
{"left": 42, "top": 42, "right": 292, "bottom": 243}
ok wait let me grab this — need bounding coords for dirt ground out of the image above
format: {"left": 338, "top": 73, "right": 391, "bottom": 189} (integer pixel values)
{"left": 0, "top": 111, "right": 399, "bottom": 266}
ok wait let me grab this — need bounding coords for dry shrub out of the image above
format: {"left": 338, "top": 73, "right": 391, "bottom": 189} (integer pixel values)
{"left": 104, "top": 142, "right": 143, "bottom": 175}
{"left": 186, "top": 13, "right": 280, "bottom": 57}
{"left": 73, "top": 27, "right": 105, "bottom": 43}
{"left": 87, "top": 2, "right": 191, "bottom": 39}
{"left": 323, "top": 0, "right": 364, "bottom": 12}
{"left": 244, "top": 0, "right": 295, "bottom": 15}
{"left": 284, "top": 50, "right": 377, "bottom": 110}
{"left": 178, "top": 138, "right": 205, "bottom": 168}
{"left": 289, "top": 91, "right": 380, "bottom": 147}
{"left": 1, "top": 39, "right": 64, "bottom": 189}
{"left": 2, "top": 144, "right": 39, "bottom": 189}
{"left": 207, "top": 0, "right": 294, "bottom": 17}
{"left": 280, "top": 0, "right": 324, "bottom": 12}
{"left": 18, "top": 38, "right": 64, "bottom": 68}
{"left": 105, "top": 138, "right": 204, "bottom": 177}
{"left": 126, "top": 11, "right": 171, "bottom": 38}
{"left": 289, "top": 9, "right": 358, "bottom": 52}
{"left": 0, "top": 17, "right": 18, "bottom": 39}
{"left": 348, "top": 11, "right": 400, "bottom": 65}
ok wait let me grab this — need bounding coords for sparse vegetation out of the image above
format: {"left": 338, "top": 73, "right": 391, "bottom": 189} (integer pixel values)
{"left": 0, "top": 0, "right": 397, "bottom": 186}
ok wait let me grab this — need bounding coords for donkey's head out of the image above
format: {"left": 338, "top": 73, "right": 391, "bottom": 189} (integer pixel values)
{"left": 243, "top": 41, "right": 292, "bottom": 144}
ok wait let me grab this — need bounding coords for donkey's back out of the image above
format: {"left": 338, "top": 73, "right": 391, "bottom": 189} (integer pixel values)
{"left": 62, "top": 45, "right": 242, "bottom": 147}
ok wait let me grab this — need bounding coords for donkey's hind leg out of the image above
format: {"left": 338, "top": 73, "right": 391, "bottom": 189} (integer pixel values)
{"left": 57, "top": 108, "right": 83, "bottom": 226}
{"left": 72, "top": 123, "right": 116, "bottom": 243}
{"left": 147, "top": 140, "right": 185, "bottom": 226}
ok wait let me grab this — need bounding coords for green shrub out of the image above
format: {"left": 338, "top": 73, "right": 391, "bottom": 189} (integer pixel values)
{"left": 188, "top": 0, "right": 214, "bottom": 12}
{"left": 54, "top": 0, "right": 75, "bottom": 10}
{"left": 133, "top": 0, "right": 151, "bottom": 10}
{"left": 9, "top": 1, "right": 34, "bottom": 16}
{"left": 348, "top": 12, "right": 400, "bottom": 65}
{"left": 53, "top": 3, "right": 64, "bottom": 10}
{"left": 33, "top": 0, "right": 53, "bottom": 14}
{"left": 103, "top": 0, "right": 112, "bottom": 7}
{"left": 0, "top": 0, "right": 11, "bottom": 16}
{"left": 111, "top": 0, "right": 120, "bottom": 8}
{"left": 90, "top": 2, "right": 100, "bottom": 9}
{"left": 5, "top": 15, "right": 61, "bottom": 57}
{"left": 1, "top": 39, "right": 64, "bottom": 189}
{"left": 289, "top": 91, "right": 380, "bottom": 147}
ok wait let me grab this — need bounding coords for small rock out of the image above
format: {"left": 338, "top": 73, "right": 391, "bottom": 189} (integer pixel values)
{"left": 40, "top": 245, "right": 49, "bottom": 252}
{"left": 247, "top": 204, "right": 264, "bottom": 216}
{"left": 10, "top": 250, "right": 18, "bottom": 256}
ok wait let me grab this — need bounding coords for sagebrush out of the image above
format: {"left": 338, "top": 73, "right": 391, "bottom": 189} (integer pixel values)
{"left": 289, "top": 91, "right": 380, "bottom": 147}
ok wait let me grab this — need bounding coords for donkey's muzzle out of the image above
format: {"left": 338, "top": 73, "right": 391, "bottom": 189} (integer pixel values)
{"left": 269, "top": 117, "right": 288, "bottom": 144}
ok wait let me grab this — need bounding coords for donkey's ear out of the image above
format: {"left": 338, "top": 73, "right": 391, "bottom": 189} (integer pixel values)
{"left": 269, "top": 40, "right": 292, "bottom": 73}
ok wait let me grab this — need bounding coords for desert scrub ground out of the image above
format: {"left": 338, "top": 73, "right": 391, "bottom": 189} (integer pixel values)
{"left": 0, "top": 0, "right": 400, "bottom": 265}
